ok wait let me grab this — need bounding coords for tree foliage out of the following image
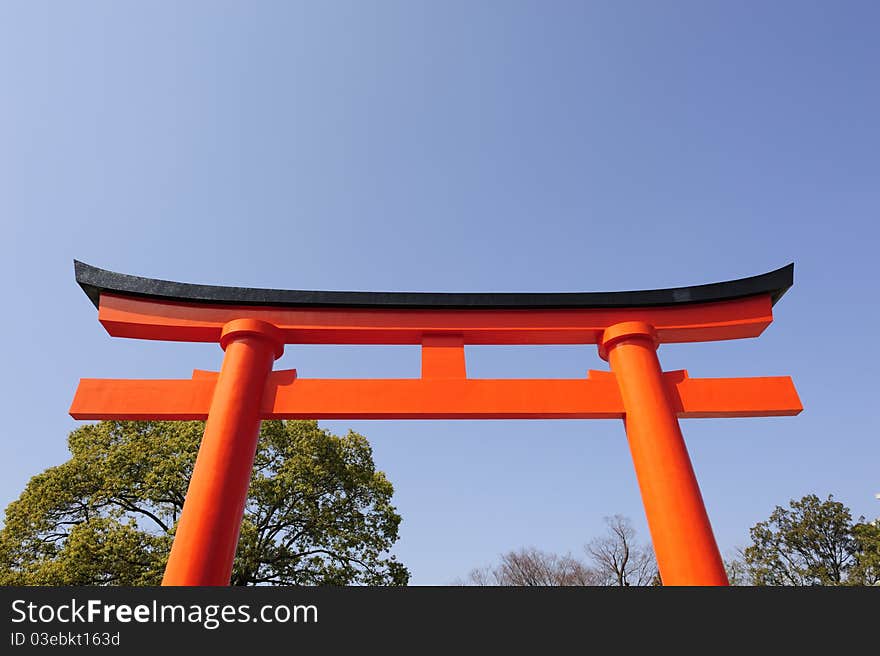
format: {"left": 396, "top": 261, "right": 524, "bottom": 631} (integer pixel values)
{"left": 849, "top": 521, "right": 880, "bottom": 586}
{"left": 743, "top": 494, "right": 879, "bottom": 586}
{"left": 0, "top": 420, "right": 408, "bottom": 586}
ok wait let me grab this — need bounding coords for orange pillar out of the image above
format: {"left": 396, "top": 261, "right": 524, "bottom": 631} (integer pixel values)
{"left": 599, "top": 321, "right": 728, "bottom": 586}
{"left": 162, "top": 319, "right": 283, "bottom": 586}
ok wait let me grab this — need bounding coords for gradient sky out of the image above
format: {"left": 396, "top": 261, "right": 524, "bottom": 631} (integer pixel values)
{"left": 1, "top": 1, "right": 878, "bottom": 584}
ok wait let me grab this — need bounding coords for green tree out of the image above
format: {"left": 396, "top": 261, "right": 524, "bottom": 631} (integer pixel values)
{"left": 744, "top": 494, "right": 859, "bottom": 586}
{"left": 849, "top": 521, "right": 880, "bottom": 585}
{"left": 0, "top": 420, "right": 408, "bottom": 586}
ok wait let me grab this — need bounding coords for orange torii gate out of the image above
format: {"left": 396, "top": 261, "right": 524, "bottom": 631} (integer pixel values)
{"left": 69, "top": 261, "right": 801, "bottom": 587}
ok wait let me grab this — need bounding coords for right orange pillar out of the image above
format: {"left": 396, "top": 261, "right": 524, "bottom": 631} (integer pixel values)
{"left": 600, "top": 321, "right": 729, "bottom": 586}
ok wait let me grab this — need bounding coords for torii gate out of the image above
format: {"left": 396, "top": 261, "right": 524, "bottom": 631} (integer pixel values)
{"left": 69, "top": 261, "right": 801, "bottom": 586}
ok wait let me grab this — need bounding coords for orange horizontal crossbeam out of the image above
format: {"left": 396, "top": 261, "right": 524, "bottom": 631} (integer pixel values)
{"left": 70, "top": 369, "right": 802, "bottom": 421}
{"left": 96, "top": 293, "right": 775, "bottom": 345}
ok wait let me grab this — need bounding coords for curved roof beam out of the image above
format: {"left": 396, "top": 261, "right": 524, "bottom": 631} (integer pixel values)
{"left": 75, "top": 261, "right": 793, "bottom": 310}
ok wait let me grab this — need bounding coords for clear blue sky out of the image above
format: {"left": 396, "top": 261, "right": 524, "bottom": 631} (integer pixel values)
{"left": 1, "top": 1, "right": 878, "bottom": 584}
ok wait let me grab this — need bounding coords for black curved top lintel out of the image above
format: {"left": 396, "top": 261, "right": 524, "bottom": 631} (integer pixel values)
{"left": 74, "top": 260, "right": 794, "bottom": 311}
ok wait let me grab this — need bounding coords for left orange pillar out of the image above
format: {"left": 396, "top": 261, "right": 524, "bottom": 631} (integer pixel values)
{"left": 162, "top": 319, "right": 284, "bottom": 586}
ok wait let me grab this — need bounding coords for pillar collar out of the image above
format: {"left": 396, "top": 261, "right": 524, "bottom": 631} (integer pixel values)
{"left": 220, "top": 319, "right": 284, "bottom": 359}
{"left": 598, "top": 321, "right": 658, "bottom": 361}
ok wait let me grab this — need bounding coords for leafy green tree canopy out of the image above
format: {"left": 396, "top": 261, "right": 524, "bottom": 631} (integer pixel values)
{"left": 0, "top": 420, "right": 409, "bottom": 586}
{"left": 743, "top": 493, "right": 879, "bottom": 586}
